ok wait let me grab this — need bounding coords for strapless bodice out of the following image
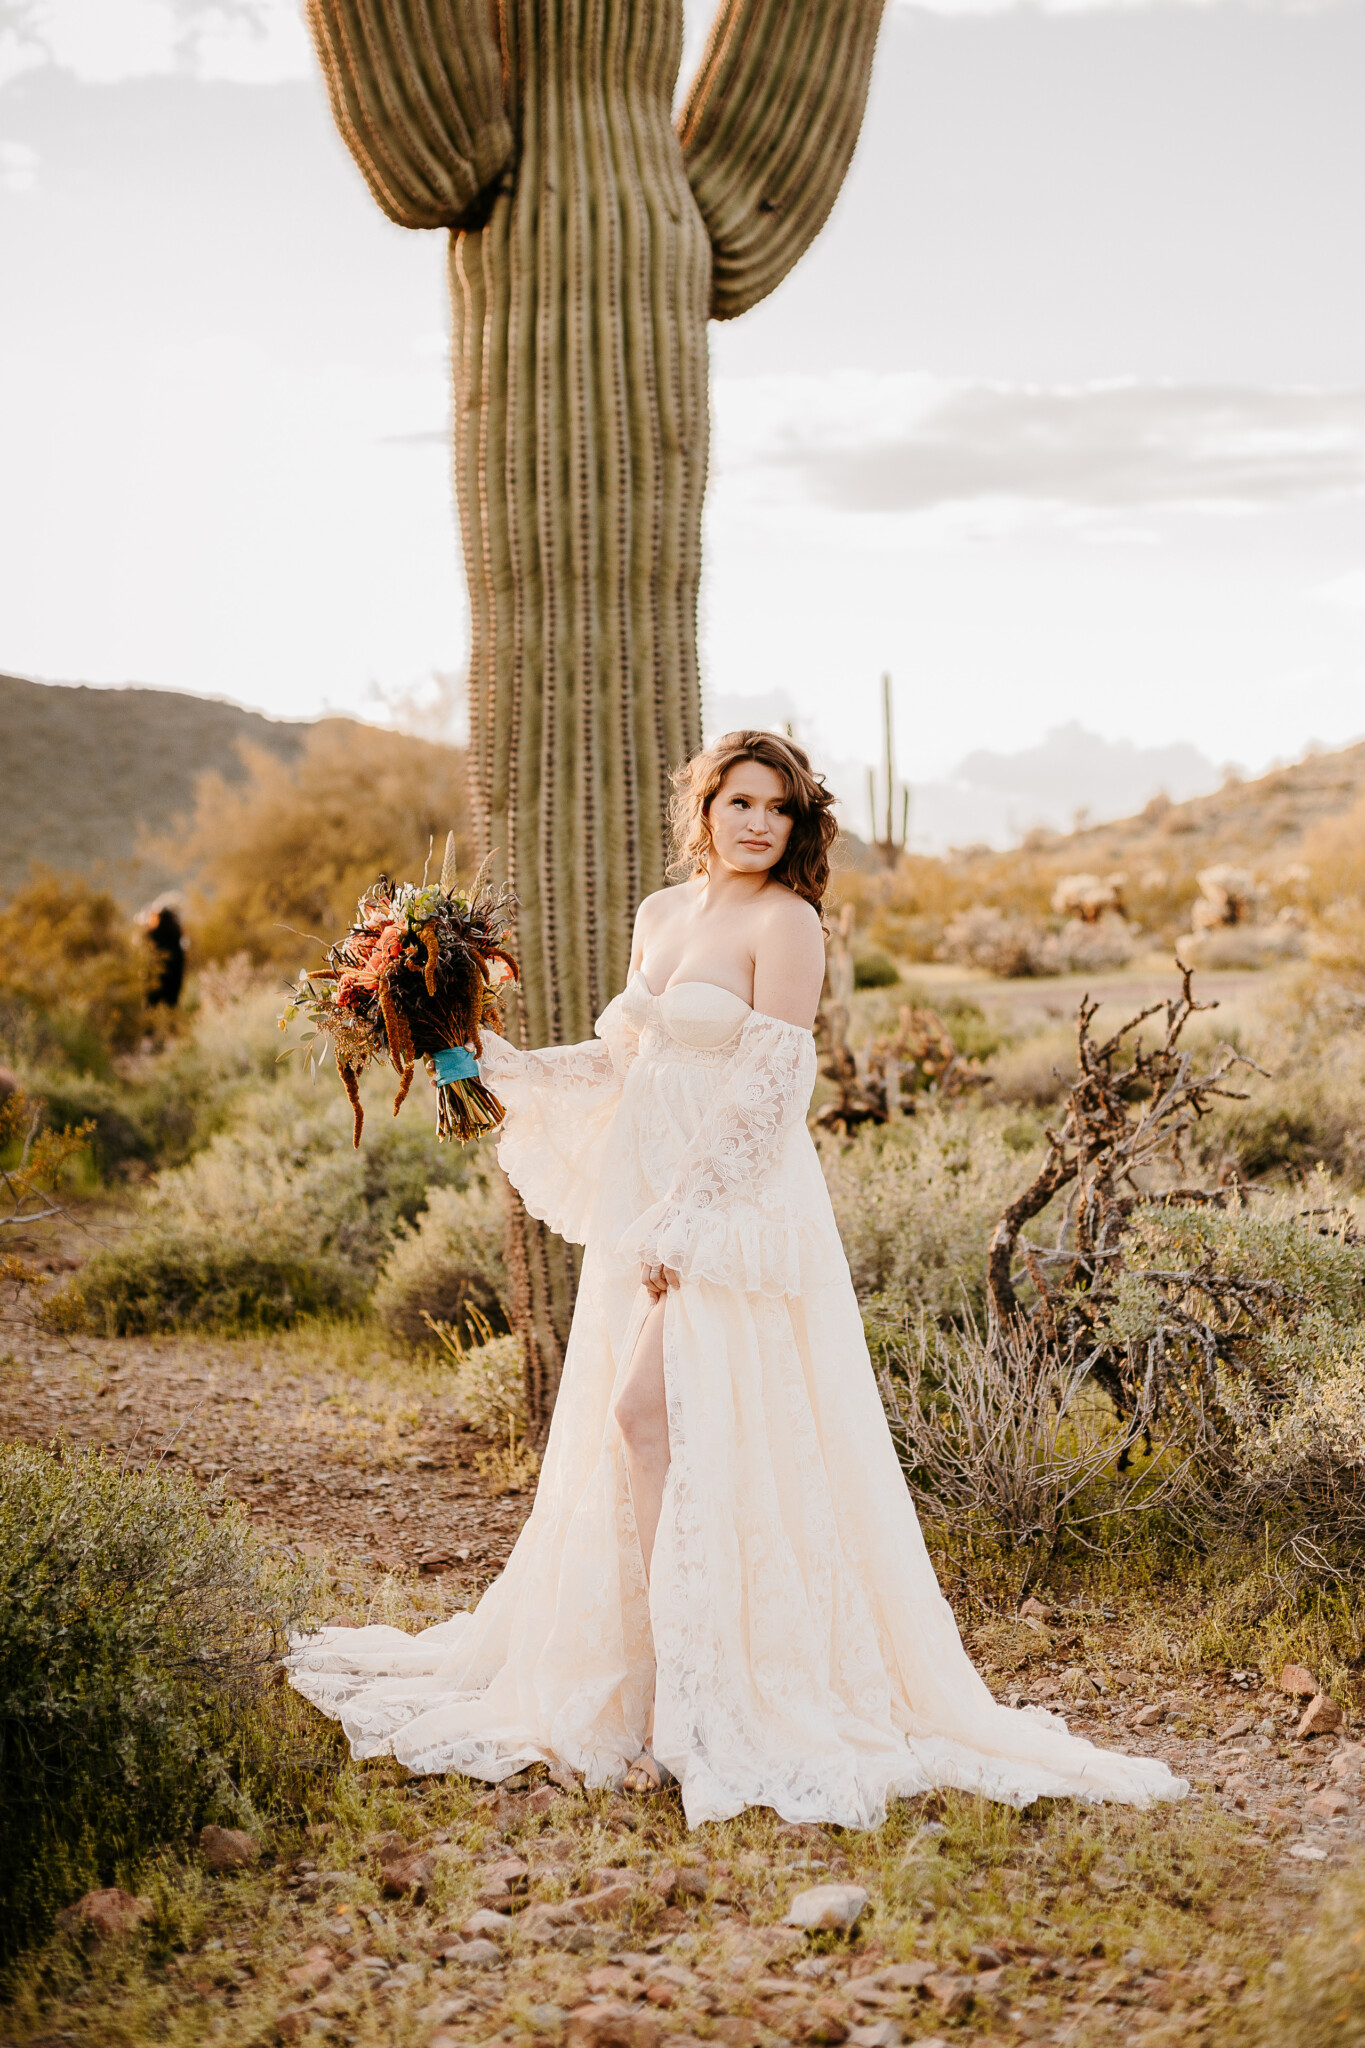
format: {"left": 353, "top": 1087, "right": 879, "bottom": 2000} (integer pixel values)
{"left": 620, "top": 969, "right": 751, "bottom": 1060}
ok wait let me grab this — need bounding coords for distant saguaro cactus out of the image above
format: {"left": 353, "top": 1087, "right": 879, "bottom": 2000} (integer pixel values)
{"left": 305, "top": 0, "right": 887, "bottom": 1420}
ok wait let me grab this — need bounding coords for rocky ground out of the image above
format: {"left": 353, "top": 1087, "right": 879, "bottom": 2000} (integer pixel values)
{"left": 3, "top": 1322, "right": 1362, "bottom": 2048}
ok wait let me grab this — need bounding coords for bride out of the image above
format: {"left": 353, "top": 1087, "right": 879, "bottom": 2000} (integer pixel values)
{"left": 288, "top": 731, "right": 1186, "bottom": 1828}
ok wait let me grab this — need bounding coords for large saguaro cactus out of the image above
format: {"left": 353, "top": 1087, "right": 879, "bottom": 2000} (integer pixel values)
{"left": 306, "top": 0, "right": 887, "bottom": 1421}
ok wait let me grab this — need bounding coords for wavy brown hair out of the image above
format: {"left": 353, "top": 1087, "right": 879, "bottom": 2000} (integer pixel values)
{"left": 668, "top": 730, "right": 838, "bottom": 911}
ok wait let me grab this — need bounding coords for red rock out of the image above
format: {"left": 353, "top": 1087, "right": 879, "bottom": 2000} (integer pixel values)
{"left": 1308, "top": 1788, "right": 1351, "bottom": 1818}
{"left": 573, "top": 1880, "right": 635, "bottom": 1920}
{"left": 1131, "top": 1703, "right": 1166, "bottom": 1729}
{"left": 285, "top": 1945, "right": 335, "bottom": 1991}
{"left": 798, "top": 2002, "right": 850, "bottom": 2045}
{"left": 1297, "top": 1694, "right": 1345, "bottom": 1739}
{"left": 650, "top": 1862, "right": 710, "bottom": 1903}
{"left": 525, "top": 1786, "right": 556, "bottom": 1816}
{"left": 876, "top": 1962, "right": 936, "bottom": 1990}
{"left": 55, "top": 1888, "right": 153, "bottom": 1941}
{"left": 275, "top": 2009, "right": 315, "bottom": 2042}
{"left": 585, "top": 1965, "right": 637, "bottom": 1995}
{"left": 565, "top": 2003, "right": 660, "bottom": 2048}
{"left": 1280, "top": 1664, "right": 1317, "bottom": 1698}
{"left": 199, "top": 1825, "right": 260, "bottom": 1873}
{"left": 1019, "top": 1597, "right": 1055, "bottom": 1621}
{"left": 460, "top": 1908, "right": 511, "bottom": 1939}
{"left": 417, "top": 1551, "right": 455, "bottom": 1574}
{"left": 924, "top": 1972, "right": 974, "bottom": 2017}
{"left": 363, "top": 1830, "right": 409, "bottom": 1860}
{"left": 380, "top": 1850, "right": 438, "bottom": 1900}
{"left": 713, "top": 2022, "right": 764, "bottom": 2048}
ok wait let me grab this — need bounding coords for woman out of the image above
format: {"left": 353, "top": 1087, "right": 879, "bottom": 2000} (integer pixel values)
{"left": 288, "top": 731, "right": 1186, "bottom": 1828}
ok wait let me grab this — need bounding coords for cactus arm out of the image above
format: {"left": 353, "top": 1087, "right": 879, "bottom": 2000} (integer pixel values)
{"left": 678, "top": 0, "right": 887, "bottom": 320}
{"left": 304, "top": 0, "right": 515, "bottom": 230}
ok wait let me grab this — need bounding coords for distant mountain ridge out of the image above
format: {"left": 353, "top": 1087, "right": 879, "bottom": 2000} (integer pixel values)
{"left": 0, "top": 674, "right": 362, "bottom": 903}
{"left": 1010, "top": 737, "right": 1365, "bottom": 879}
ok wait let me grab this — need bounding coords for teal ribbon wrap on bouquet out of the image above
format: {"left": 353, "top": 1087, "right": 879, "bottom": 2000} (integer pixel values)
{"left": 432, "top": 1044, "right": 480, "bottom": 1083}
{"left": 427, "top": 1041, "right": 503, "bottom": 1144}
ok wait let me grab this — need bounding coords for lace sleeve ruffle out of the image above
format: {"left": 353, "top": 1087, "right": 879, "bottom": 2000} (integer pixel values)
{"left": 478, "top": 994, "right": 637, "bottom": 1244}
{"left": 614, "top": 1011, "right": 821, "bottom": 1296}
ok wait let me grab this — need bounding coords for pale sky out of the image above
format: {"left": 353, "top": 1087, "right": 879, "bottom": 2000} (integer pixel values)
{"left": 1, "top": 0, "right": 1362, "bottom": 841}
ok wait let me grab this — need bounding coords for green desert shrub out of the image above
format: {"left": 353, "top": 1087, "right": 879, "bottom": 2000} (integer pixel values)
{"left": 0, "top": 1446, "right": 318, "bottom": 1960}
{"left": 1247, "top": 1856, "right": 1365, "bottom": 2046}
{"left": 424, "top": 1322, "right": 527, "bottom": 1434}
{"left": 852, "top": 950, "right": 900, "bottom": 989}
{"left": 373, "top": 1176, "right": 509, "bottom": 1347}
{"left": 51, "top": 1233, "right": 364, "bottom": 1334}
{"left": 0, "top": 870, "right": 161, "bottom": 1078}
{"left": 1193, "top": 1050, "right": 1365, "bottom": 1189}
{"left": 48, "top": 1063, "right": 473, "bottom": 1333}
{"left": 986, "top": 1023, "right": 1078, "bottom": 1108}
{"left": 820, "top": 1109, "right": 1035, "bottom": 1323}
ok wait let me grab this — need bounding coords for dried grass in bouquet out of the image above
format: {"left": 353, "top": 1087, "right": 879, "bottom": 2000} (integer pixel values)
{"left": 280, "top": 835, "right": 518, "bottom": 1145}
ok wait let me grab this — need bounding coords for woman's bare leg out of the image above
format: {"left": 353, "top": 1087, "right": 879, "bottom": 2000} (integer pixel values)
{"left": 615, "top": 1292, "right": 674, "bottom": 1793}
{"left": 614, "top": 1293, "right": 670, "bottom": 1580}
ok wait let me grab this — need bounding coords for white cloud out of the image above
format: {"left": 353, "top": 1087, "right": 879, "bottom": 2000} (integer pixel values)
{"left": 0, "top": 0, "right": 311, "bottom": 87}
{"left": 713, "top": 371, "right": 1365, "bottom": 534}
{"left": 4, "top": 0, "right": 1344, "bottom": 90}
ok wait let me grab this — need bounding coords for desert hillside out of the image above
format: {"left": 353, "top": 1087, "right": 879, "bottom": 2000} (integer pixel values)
{"left": 994, "top": 738, "right": 1365, "bottom": 878}
{"left": 0, "top": 673, "right": 329, "bottom": 901}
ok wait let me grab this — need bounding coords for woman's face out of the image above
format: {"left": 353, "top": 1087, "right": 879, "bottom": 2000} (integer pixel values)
{"left": 705, "top": 759, "right": 795, "bottom": 878}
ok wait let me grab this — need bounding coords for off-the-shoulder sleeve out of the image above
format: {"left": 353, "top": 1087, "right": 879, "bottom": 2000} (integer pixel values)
{"left": 614, "top": 1011, "right": 818, "bottom": 1296}
{"left": 478, "top": 993, "right": 638, "bottom": 1243}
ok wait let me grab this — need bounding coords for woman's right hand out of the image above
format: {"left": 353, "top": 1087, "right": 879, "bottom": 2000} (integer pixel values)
{"left": 641, "top": 1261, "right": 679, "bottom": 1302}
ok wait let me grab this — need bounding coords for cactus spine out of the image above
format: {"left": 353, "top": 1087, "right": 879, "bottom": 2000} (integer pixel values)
{"left": 305, "top": 0, "right": 886, "bottom": 1420}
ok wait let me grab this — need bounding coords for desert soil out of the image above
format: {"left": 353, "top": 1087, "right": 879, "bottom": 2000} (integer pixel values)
{"left": 3, "top": 1284, "right": 1361, "bottom": 2047}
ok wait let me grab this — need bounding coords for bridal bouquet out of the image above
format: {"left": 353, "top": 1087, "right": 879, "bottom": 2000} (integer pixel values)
{"left": 280, "top": 835, "right": 518, "bottom": 1146}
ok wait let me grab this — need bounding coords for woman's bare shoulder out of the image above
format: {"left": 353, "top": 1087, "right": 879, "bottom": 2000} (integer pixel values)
{"left": 636, "top": 881, "right": 696, "bottom": 927}
{"left": 758, "top": 885, "right": 823, "bottom": 939}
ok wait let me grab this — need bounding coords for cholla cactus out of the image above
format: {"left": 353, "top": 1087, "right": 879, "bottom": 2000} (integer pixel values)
{"left": 305, "top": 0, "right": 888, "bottom": 1418}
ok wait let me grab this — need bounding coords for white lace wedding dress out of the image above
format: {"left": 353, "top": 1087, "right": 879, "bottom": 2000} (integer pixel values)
{"left": 288, "top": 973, "right": 1187, "bottom": 1827}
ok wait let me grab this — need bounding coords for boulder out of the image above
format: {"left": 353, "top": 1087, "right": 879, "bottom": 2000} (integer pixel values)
{"left": 1280, "top": 1664, "right": 1317, "bottom": 1698}
{"left": 199, "top": 1825, "right": 260, "bottom": 1873}
{"left": 1307, "top": 1788, "right": 1351, "bottom": 1819}
{"left": 1297, "top": 1694, "right": 1345, "bottom": 1739}
{"left": 55, "top": 1888, "right": 153, "bottom": 1941}
{"left": 783, "top": 1883, "right": 869, "bottom": 1933}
